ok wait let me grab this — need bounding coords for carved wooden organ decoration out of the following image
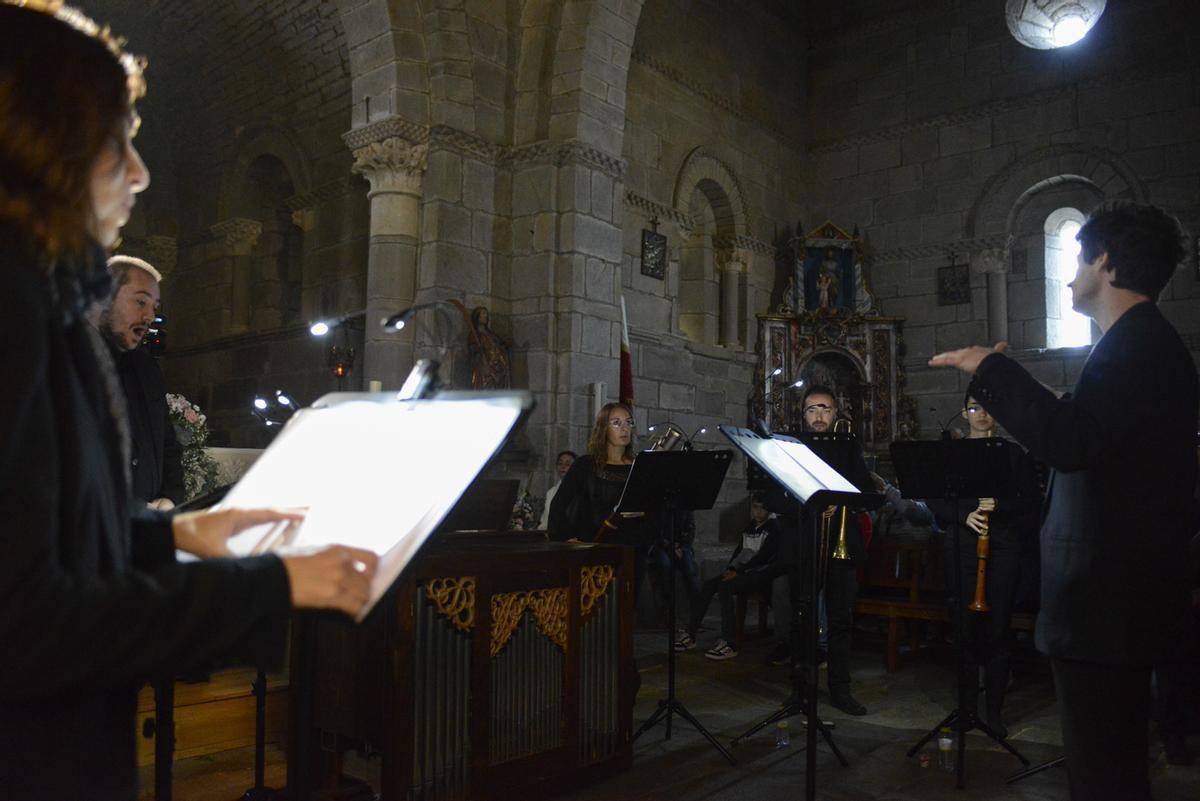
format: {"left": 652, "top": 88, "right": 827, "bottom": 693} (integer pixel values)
{"left": 757, "top": 222, "right": 912, "bottom": 450}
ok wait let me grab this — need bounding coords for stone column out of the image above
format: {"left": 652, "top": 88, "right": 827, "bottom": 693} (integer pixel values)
{"left": 975, "top": 247, "right": 1009, "bottom": 344}
{"left": 210, "top": 218, "right": 262, "bottom": 334}
{"left": 348, "top": 136, "right": 428, "bottom": 388}
{"left": 720, "top": 251, "right": 746, "bottom": 348}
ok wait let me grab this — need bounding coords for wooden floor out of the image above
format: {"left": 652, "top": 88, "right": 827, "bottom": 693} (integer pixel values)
{"left": 136, "top": 744, "right": 287, "bottom": 801}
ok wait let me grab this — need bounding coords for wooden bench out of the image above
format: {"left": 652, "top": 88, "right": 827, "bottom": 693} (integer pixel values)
{"left": 854, "top": 536, "right": 1037, "bottom": 671}
{"left": 135, "top": 668, "right": 287, "bottom": 766}
{"left": 854, "top": 536, "right": 948, "bottom": 672}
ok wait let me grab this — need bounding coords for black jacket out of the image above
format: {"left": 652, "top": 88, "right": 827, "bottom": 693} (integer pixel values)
{"left": 970, "top": 301, "right": 1197, "bottom": 665}
{"left": 114, "top": 344, "right": 185, "bottom": 505}
{"left": 725, "top": 517, "right": 781, "bottom": 574}
{"left": 0, "top": 242, "right": 292, "bottom": 800}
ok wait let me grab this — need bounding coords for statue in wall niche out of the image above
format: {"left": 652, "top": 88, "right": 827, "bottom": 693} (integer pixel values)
{"left": 468, "top": 306, "right": 511, "bottom": 390}
{"left": 777, "top": 276, "right": 795, "bottom": 315}
{"left": 816, "top": 267, "right": 836, "bottom": 309}
{"left": 852, "top": 260, "right": 876, "bottom": 314}
{"left": 817, "top": 248, "right": 840, "bottom": 309}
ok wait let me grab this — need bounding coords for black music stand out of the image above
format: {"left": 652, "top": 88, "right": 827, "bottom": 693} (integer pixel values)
{"left": 628, "top": 449, "right": 736, "bottom": 765}
{"left": 891, "top": 439, "right": 1029, "bottom": 788}
{"left": 719, "top": 427, "right": 881, "bottom": 801}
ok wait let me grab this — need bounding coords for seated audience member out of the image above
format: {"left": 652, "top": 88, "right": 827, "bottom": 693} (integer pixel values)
{"left": 674, "top": 494, "right": 780, "bottom": 660}
{"left": 537, "top": 450, "right": 576, "bottom": 530}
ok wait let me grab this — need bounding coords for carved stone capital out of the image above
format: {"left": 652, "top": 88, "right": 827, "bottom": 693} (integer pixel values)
{"left": 973, "top": 247, "right": 1010, "bottom": 274}
{"left": 210, "top": 218, "right": 263, "bottom": 256}
{"left": 143, "top": 235, "right": 177, "bottom": 276}
{"left": 351, "top": 137, "right": 428, "bottom": 196}
{"left": 291, "top": 207, "right": 317, "bottom": 233}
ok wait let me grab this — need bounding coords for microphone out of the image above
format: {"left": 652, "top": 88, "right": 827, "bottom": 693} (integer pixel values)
{"left": 382, "top": 301, "right": 458, "bottom": 332}
{"left": 930, "top": 406, "right": 960, "bottom": 440}
{"left": 383, "top": 301, "right": 468, "bottom": 399}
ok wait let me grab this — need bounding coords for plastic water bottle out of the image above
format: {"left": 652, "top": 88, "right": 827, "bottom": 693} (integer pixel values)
{"left": 775, "top": 720, "right": 790, "bottom": 747}
{"left": 937, "top": 727, "right": 954, "bottom": 771}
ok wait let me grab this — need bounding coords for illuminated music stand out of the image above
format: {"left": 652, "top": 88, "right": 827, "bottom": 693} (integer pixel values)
{"left": 218, "top": 386, "right": 534, "bottom": 800}
{"left": 625, "top": 449, "right": 735, "bottom": 764}
{"left": 890, "top": 438, "right": 1029, "bottom": 788}
{"left": 719, "top": 426, "right": 881, "bottom": 801}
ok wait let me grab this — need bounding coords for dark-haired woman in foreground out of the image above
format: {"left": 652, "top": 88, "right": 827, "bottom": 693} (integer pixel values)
{"left": 0, "top": 5, "right": 376, "bottom": 798}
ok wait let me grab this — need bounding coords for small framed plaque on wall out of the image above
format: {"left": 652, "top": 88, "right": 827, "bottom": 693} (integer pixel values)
{"left": 937, "top": 257, "right": 970, "bottom": 306}
{"left": 641, "top": 229, "right": 667, "bottom": 279}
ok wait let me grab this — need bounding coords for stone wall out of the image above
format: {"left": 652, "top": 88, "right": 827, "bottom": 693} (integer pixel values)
{"left": 92, "top": 0, "right": 371, "bottom": 445}
{"left": 804, "top": 0, "right": 1200, "bottom": 429}
{"left": 614, "top": 0, "right": 809, "bottom": 545}
{"left": 83, "top": 0, "right": 1200, "bottom": 544}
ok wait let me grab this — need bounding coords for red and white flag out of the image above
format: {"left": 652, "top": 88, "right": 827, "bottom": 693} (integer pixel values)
{"left": 619, "top": 296, "right": 634, "bottom": 407}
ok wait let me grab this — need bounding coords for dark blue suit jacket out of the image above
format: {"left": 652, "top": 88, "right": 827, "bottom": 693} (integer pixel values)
{"left": 970, "top": 301, "right": 1197, "bottom": 665}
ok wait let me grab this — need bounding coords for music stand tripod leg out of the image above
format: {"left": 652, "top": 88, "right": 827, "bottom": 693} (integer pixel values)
{"left": 153, "top": 677, "right": 175, "bottom": 801}
{"left": 1007, "top": 755, "right": 1065, "bottom": 783}
{"left": 906, "top": 709, "right": 957, "bottom": 757}
{"left": 632, "top": 495, "right": 736, "bottom": 765}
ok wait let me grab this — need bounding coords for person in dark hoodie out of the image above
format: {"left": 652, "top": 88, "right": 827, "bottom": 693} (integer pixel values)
{"left": 674, "top": 493, "right": 781, "bottom": 661}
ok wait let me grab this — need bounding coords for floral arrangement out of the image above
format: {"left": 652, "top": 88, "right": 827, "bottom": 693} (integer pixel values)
{"left": 509, "top": 491, "right": 544, "bottom": 531}
{"left": 166, "top": 393, "right": 219, "bottom": 501}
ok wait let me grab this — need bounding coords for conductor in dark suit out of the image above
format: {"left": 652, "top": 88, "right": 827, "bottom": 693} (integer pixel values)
{"left": 94, "top": 255, "right": 185, "bottom": 508}
{"left": 930, "top": 201, "right": 1197, "bottom": 801}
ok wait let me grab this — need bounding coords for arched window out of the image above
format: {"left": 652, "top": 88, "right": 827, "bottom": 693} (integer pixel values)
{"left": 1044, "top": 207, "right": 1093, "bottom": 348}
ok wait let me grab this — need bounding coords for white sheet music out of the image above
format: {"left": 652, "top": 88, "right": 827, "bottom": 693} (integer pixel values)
{"left": 718, "top": 426, "right": 859, "bottom": 503}
{"left": 218, "top": 393, "right": 528, "bottom": 619}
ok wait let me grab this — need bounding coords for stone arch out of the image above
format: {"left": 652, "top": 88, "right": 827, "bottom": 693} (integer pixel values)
{"left": 513, "top": 0, "right": 566, "bottom": 144}
{"left": 548, "top": 0, "right": 645, "bottom": 154}
{"left": 966, "top": 144, "right": 1140, "bottom": 350}
{"left": 967, "top": 144, "right": 1146, "bottom": 239}
{"left": 423, "top": 0, "right": 481, "bottom": 133}
{"left": 672, "top": 149, "right": 752, "bottom": 346}
{"left": 673, "top": 148, "right": 751, "bottom": 239}
{"left": 214, "top": 132, "right": 313, "bottom": 333}
{"left": 338, "top": 0, "right": 430, "bottom": 126}
{"left": 218, "top": 128, "right": 314, "bottom": 222}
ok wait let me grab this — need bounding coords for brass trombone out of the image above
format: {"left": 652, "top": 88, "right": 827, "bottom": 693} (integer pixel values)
{"left": 820, "top": 417, "right": 853, "bottom": 566}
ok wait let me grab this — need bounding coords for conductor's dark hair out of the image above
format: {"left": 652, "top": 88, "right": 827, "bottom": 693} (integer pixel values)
{"left": 1077, "top": 201, "right": 1187, "bottom": 300}
{"left": 801, "top": 384, "right": 837, "bottom": 409}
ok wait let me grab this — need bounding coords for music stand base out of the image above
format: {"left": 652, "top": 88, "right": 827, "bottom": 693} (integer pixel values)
{"left": 1007, "top": 755, "right": 1065, "bottom": 783}
{"left": 634, "top": 697, "right": 737, "bottom": 765}
{"left": 907, "top": 707, "right": 1030, "bottom": 787}
{"left": 730, "top": 698, "right": 847, "bottom": 766}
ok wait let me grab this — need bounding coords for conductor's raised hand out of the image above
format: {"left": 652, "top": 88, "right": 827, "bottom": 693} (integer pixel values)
{"left": 928, "top": 342, "right": 1009, "bottom": 375}
{"left": 173, "top": 506, "right": 306, "bottom": 559}
{"left": 282, "top": 546, "right": 379, "bottom": 617}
